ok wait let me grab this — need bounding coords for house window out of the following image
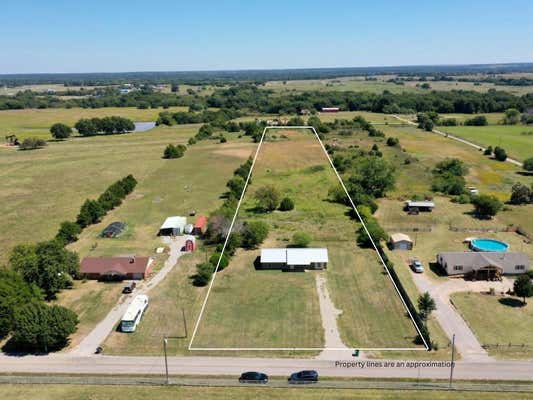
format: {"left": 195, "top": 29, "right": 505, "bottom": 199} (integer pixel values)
{"left": 453, "top": 265, "right": 463, "bottom": 271}
{"left": 515, "top": 265, "right": 525, "bottom": 270}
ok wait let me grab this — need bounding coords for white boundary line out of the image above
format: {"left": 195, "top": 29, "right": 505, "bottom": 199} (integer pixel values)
{"left": 188, "top": 126, "right": 429, "bottom": 352}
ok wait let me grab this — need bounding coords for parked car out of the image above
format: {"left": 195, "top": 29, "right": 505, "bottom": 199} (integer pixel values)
{"left": 122, "top": 281, "right": 136, "bottom": 294}
{"left": 288, "top": 370, "right": 319, "bottom": 384}
{"left": 239, "top": 371, "right": 268, "bottom": 384}
{"left": 411, "top": 259, "right": 424, "bottom": 273}
{"left": 95, "top": 346, "right": 103, "bottom": 354}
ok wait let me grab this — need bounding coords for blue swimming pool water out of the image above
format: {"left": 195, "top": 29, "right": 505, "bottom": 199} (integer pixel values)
{"left": 471, "top": 238, "right": 509, "bottom": 252}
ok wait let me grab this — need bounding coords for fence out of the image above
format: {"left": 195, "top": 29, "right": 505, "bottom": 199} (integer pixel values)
{"left": 377, "top": 245, "right": 432, "bottom": 350}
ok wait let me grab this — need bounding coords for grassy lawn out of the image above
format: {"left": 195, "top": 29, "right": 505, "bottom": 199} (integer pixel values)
{"left": 435, "top": 113, "right": 505, "bottom": 125}
{"left": 1, "top": 384, "right": 529, "bottom": 400}
{"left": 192, "top": 129, "right": 421, "bottom": 351}
{"left": 451, "top": 292, "right": 533, "bottom": 359}
{"left": 441, "top": 124, "right": 533, "bottom": 162}
{"left": 0, "top": 106, "right": 188, "bottom": 139}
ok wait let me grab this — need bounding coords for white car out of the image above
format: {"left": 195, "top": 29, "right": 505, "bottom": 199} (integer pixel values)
{"left": 411, "top": 259, "right": 424, "bottom": 273}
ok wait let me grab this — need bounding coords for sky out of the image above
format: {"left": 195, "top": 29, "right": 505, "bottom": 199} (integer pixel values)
{"left": 1, "top": 0, "right": 533, "bottom": 74}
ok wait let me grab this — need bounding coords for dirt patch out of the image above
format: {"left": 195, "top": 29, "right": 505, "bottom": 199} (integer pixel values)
{"left": 212, "top": 146, "right": 254, "bottom": 159}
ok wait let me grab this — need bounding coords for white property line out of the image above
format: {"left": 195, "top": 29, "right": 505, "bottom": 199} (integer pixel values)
{"left": 188, "top": 126, "right": 429, "bottom": 352}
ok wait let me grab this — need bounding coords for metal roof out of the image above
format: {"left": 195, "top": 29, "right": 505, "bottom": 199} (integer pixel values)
{"left": 260, "top": 248, "right": 328, "bottom": 265}
{"left": 122, "top": 295, "right": 148, "bottom": 321}
{"left": 406, "top": 200, "right": 435, "bottom": 208}
{"left": 160, "top": 216, "right": 187, "bottom": 230}
{"left": 390, "top": 233, "right": 412, "bottom": 243}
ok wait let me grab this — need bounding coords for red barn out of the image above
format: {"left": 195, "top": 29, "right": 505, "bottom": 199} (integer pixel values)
{"left": 193, "top": 215, "right": 208, "bottom": 235}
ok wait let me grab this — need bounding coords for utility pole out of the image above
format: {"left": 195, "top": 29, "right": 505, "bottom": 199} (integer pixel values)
{"left": 449, "top": 333, "right": 455, "bottom": 389}
{"left": 163, "top": 337, "right": 169, "bottom": 384}
{"left": 182, "top": 308, "right": 188, "bottom": 338}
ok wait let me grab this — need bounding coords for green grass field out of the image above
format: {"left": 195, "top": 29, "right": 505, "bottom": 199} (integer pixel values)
{"left": 451, "top": 292, "right": 533, "bottom": 359}
{"left": 2, "top": 384, "right": 529, "bottom": 400}
{"left": 192, "top": 129, "right": 421, "bottom": 350}
{"left": 439, "top": 125, "right": 533, "bottom": 162}
{"left": 0, "top": 106, "right": 188, "bottom": 140}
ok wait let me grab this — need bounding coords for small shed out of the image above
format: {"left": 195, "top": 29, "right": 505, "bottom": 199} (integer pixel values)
{"left": 405, "top": 200, "right": 435, "bottom": 213}
{"left": 193, "top": 216, "right": 208, "bottom": 236}
{"left": 389, "top": 233, "right": 413, "bottom": 250}
{"left": 184, "top": 235, "right": 196, "bottom": 252}
{"left": 158, "top": 216, "right": 187, "bottom": 236}
{"left": 101, "top": 221, "right": 126, "bottom": 238}
{"left": 184, "top": 224, "right": 194, "bottom": 235}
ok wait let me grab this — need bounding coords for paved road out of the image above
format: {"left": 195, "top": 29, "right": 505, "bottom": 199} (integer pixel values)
{"left": 71, "top": 237, "right": 186, "bottom": 355}
{"left": 392, "top": 115, "right": 523, "bottom": 167}
{"left": 1, "top": 353, "right": 533, "bottom": 381}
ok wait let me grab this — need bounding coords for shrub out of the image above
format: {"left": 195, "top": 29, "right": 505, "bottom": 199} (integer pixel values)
{"left": 386, "top": 137, "right": 399, "bottom": 146}
{"left": 163, "top": 144, "right": 186, "bottom": 159}
{"left": 209, "top": 253, "right": 230, "bottom": 270}
{"left": 242, "top": 221, "right": 269, "bottom": 249}
{"left": 219, "top": 136, "right": 227, "bottom": 143}
{"left": 522, "top": 157, "right": 533, "bottom": 171}
{"left": 483, "top": 146, "right": 493, "bottom": 156}
{"left": 439, "top": 118, "right": 458, "bottom": 126}
{"left": 19, "top": 137, "right": 47, "bottom": 150}
{"left": 226, "top": 176, "right": 246, "bottom": 198}
{"left": 471, "top": 194, "right": 503, "bottom": 218}
{"left": 50, "top": 123, "right": 72, "bottom": 139}
{"left": 188, "top": 137, "right": 197, "bottom": 145}
{"left": 494, "top": 146, "right": 507, "bottom": 161}
{"left": 292, "top": 231, "right": 312, "bottom": 247}
{"left": 356, "top": 218, "right": 387, "bottom": 248}
{"left": 464, "top": 115, "right": 488, "bottom": 126}
{"left": 193, "top": 262, "right": 214, "bottom": 286}
{"left": 254, "top": 185, "right": 281, "bottom": 212}
{"left": 510, "top": 183, "right": 532, "bottom": 205}
{"left": 279, "top": 197, "right": 295, "bottom": 211}
{"left": 55, "top": 221, "right": 82, "bottom": 245}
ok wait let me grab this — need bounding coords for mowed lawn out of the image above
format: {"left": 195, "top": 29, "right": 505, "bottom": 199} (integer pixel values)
{"left": 451, "top": 292, "right": 533, "bottom": 359}
{"left": 0, "top": 106, "right": 187, "bottom": 139}
{"left": 192, "top": 129, "right": 421, "bottom": 350}
{"left": 442, "top": 124, "right": 533, "bottom": 162}
{"left": 2, "top": 384, "right": 528, "bottom": 400}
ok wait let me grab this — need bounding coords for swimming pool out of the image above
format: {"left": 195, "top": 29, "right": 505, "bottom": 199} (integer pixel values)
{"left": 470, "top": 238, "right": 509, "bottom": 252}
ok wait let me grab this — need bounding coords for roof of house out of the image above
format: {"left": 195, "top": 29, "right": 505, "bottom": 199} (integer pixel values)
{"left": 406, "top": 200, "right": 435, "bottom": 208}
{"left": 81, "top": 257, "right": 153, "bottom": 275}
{"left": 390, "top": 233, "right": 412, "bottom": 243}
{"left": 260, "top": 248, "right": 329, "bottom": 265}
{"left": 160, "top": 216, "right": 187, "bottom": 230}
{"left": 194, "top": 215, "right": 208, "bottom": 229}
{"left": 438, "top": 252, "right": 530, "bottom": 270}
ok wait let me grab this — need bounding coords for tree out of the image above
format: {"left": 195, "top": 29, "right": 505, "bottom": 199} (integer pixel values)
{"left": 10, "top": 301, "right": 78, "bottom": 352}
{"left": 464, "top": 116, "right": 488, "bottom": 126}
{"left": 356, "top": 218, "right": 387, "bottom": 248}
{"left": 19, "top": 137, "right": 47, "bottom": 150}
{"left": 292, "top": 231, "right": 312, "bottom": 247}
{"left": 349, "top": 157, "right": 395, "bottom": 198}
{"left": 510, "top": 183, "right": 532, "bottom": 205}
{"left": 287, "top": 116, "right": 305, "bottom": 126}
{"left": 0, "top": 269, "right": 42, "bottom": 338}
{"left": 523, "top": 157, "right": 533, "bottom": 171}
{"left": 163, "top": 144, "right": 185, "bottom": 159}
{"left": 193, "top": 262, "right": 214, "bottom": 286}
{"left": 417, "top": 292, "right": 436, "bottom": 321}
{"left": 386, "top": 137, "right": 399, "bottom": 146}
{"left": 483, "top": 146, "right": 493, "bottom": 156}
{"left": 494, "top": 146, "right": 507, "bottom": 161}
{"left": 76, "top": 199, "right": 105, "bottom": 227}
{"left": 254, "top": 185, "right": 281, "bottom": 212}
{"left": 433, "top": 158, "right": 468, "bottom": 177}
{"left": 503, "top": 108, "right": 521, "bottom": 125}
{"left": 514, "top": 275, "right": 533, "bottom": 305}
{"left": 55, "top": 221, "right": 82, "bottom": 245}
{"left": 50, "top": 123, "right": 72, "bottom": 139}
{"left": 226, "top": 176, "right": 246, "bottom": 198}
{"left": 242, "top": 221, "right": 269, "bottom": 248}
{"left": 74, "top": 118, "right": 98, "bottom": 136}
{"left": 471, "top": 194, "right": 502, "bottom": 218}
{"left": 209, "top": 252, "right": 230, "bottom": 270}
{"left": 279, "top": 197, "right": 295, "bottom": 211}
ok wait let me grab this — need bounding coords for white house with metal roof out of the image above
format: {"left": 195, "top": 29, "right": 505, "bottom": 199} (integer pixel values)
{"left": 260, "top": 248, "right": 328, "bottom": 271}
{"left": 158, "top": 216, "right": 187, "bottom": 236}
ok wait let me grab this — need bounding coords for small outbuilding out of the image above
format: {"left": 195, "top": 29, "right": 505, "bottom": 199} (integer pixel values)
{"left": 193, "top": 215, "right": 208, "bottom": 235}
{"left": 405, "top": 200, "right": 435, "bottom": 213}
{"left": 184, "top": 235, "right": 196, "bottom": 252}
{"left": 260, "top": 248, "right": 328, "bottom": 272}
{"left": 80, "top": 256, "right": 154, "bottom": 280}
{"left": 321, "top": 107, "right": 340, "bottom": 113}
{"left": 158, "top": 216, "right": 187, "bottom": 236}
{"left": 101, "top": 221, "right": 126, "bottom": 238}
{"left": 389, "top": 233, "right": 413, "bottom": 250}
{"left": 184, "top": 224, "right": 194, "bottom": 235}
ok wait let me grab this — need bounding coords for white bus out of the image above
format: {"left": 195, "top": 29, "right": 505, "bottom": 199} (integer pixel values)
{"left": 120, "top": 294, "right": 149, "bottom": 333}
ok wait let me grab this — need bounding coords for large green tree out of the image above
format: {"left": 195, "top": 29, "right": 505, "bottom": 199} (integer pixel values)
{"left": 254, "top": 185, "right": 281, "bottom": 212}
{"left": 242, "top": 221, "right": 269, "bottom": 249}
{"left": 471, "top": 194, "right": 503, "bottom": 219}
{"left": 417, "top": 292, "right": 437, "bottom": 321}
{"left": 50, "top": 123, "right": 72, "bottom": 139}
{"left": 514, "top": 275, "right": 533, "bottom": 305}
{"left": 349, "top": 157, "right": 395, "bottom": 198}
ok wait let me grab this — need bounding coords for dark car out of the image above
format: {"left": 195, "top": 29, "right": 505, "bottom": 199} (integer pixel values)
{"left": 288, "top": 370, "right": 319, "bottom": 384}
{"left": 239, "top": 371, "right": 268, "bottom": 384}
{"left": 122, "top": 281, "right": 136, "bottom": 294}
